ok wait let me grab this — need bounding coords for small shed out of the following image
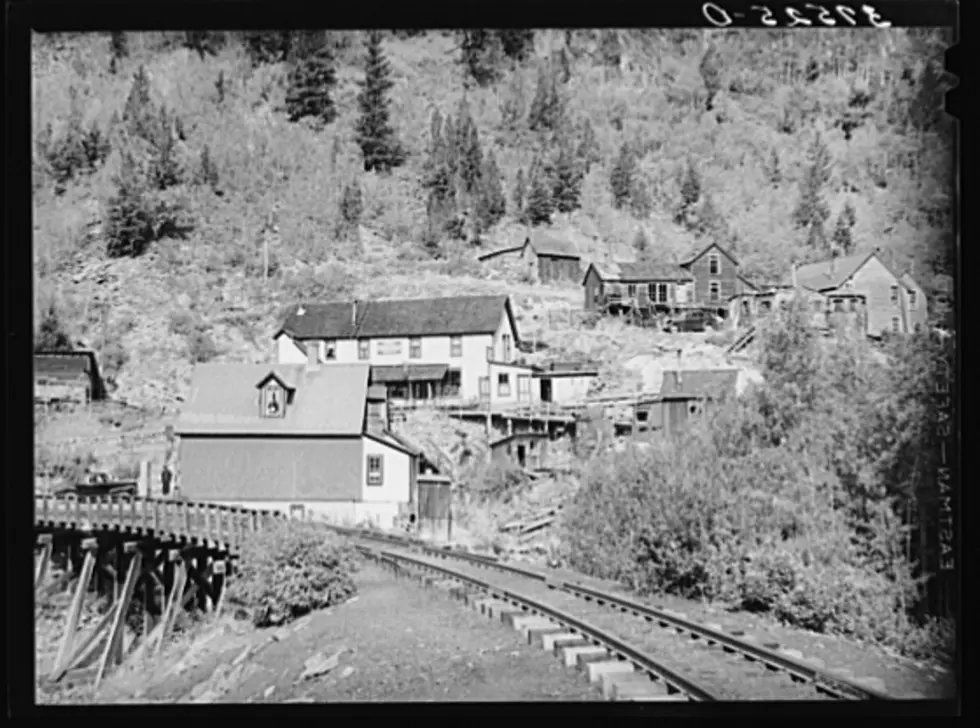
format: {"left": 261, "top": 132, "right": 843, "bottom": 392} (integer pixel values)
{"left": 533, "top": 360, "right": 599, "bottom": 405}
{"left": 521, "top": 231, "right": 581, "bottom": 284}
{"left": 489, "top": 431, "right": 550, "bottom": 470}
{"left": 34, "top": 349, "right": 106, "bottom": 405}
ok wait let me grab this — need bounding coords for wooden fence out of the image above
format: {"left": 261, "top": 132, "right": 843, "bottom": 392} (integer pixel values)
{"left": 34, "top": 495, "right": 287, "bottom": 552}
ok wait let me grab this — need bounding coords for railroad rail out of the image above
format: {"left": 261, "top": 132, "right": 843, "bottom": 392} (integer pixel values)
{"left": 329, "top": 525, "right": 896, "bottom": 702}
{"left": 34, "top": 495, "right": 286, "bottom": 552}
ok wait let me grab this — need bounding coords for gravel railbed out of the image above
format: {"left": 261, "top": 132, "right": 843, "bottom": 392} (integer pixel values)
{"left": 384, "top": 547, "right": 842, "bottom": 701}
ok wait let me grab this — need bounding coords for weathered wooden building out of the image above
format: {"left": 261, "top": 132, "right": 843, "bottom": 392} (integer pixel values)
{"left": 34, "top": 350, "right": 106, "bottom": 405}
{"left": 520, "top": 231, "right": 582, "bottom": 284}
{"left": 489, "top": 431, "right": 551, "bottom": 470}
{"left": 632, "top": 368, "right": 740, "bottom": 438}
{"left": 582, "top": 261, "right": 695, "bottom": 315}
{"left": 678, "top": 242, "right": 752, "bottom": 316}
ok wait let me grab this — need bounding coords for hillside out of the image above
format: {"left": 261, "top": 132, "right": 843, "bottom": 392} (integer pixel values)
{"left": 32, "top": 29, "right": 954, "bottom": 412}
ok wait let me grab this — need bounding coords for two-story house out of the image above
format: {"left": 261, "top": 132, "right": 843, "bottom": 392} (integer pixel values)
{"left": 175, "top": 358, "right": 419, "bottom": 528}
{"left": 582, "top": 261, "right": 695, "bottom": 315}
{"left": 273, "top": 295, "right": 536, "bottom": 408}
{"left": 678, "top": 242, "right": 752, "bottom": 316}
{"left": 791, "top": 248, "right": 926, "bottom": 336}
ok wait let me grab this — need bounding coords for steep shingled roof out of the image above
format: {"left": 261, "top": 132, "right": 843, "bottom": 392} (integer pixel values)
{"left": 790, "top": 250, "right": 915, "bottom": 293}
{"left": 176, "top": 362, "right": 369, "bottom": 436}
{"left": 276, "top": 295, "right": 515, "bottom": 340}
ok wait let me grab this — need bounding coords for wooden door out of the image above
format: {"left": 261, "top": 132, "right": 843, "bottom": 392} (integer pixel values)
{"left": 517, "top": 375, "right": 531, "bottom": 402}
{"left": 478, "top": 376, "right": 490, "bottom": 404}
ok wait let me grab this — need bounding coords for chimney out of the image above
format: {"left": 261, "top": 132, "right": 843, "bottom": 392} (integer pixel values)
{"left": 830, "top": 252, "right": 837, "bottom": 278}
{"left": 307, "top": 342, "right": 319, "bottom": 369}
{"left": 675, "top": 349, "right": 682, "bottom": 389}
{"left": 351, "top": 300, "right": 358, "bottom": 330}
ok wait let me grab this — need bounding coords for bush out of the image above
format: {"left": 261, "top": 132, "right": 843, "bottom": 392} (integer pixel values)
{"left": 466, "top": 461, "right": 531, "bottom": 503}
{"left": 168, "top": 309, "right": 197, "bottom": 336}
{"left": 225, "top": 520, "right": 358, "bottom": 627}
{"left": 186, "top": 329, "right": 219, "bottom": 363}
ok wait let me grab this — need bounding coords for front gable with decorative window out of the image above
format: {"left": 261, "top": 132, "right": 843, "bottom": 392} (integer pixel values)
{"left": 255, "top": 372, "right": 295, "bottom": 418}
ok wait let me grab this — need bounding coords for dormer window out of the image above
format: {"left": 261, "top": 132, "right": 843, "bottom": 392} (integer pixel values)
{"left": 708, "top": 254, "right": 720, "bottom": 275}
{"left": 261, "top": 383, "right": 286, "bottom": 418}
{"left": 324, "top": 339, "right": 337, "bottom": 360}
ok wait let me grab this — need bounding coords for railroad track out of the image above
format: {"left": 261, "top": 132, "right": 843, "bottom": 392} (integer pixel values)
{"left": 328, "top": 525, "right": 896, "bottom": 702}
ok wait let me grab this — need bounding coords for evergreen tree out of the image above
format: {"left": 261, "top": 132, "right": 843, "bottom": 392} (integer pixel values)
{"left": 575, "top": 117, "right": 601, "bottom": 174}
{"left": 692, "top": 192, "right": 726, "bottom": 239}
{"left": 214, "top": 70, "right": 227, "bottom": 104}
{"left": 768, "top": 148, "right": 782, "bottom": 186}
{"left": 632, "top": 227, "right": 651, "bottom": 256}
{"left": 453, "top": 99, "right": 483, "bottom": 197}
{"left": 81, "top": 121, "right": 111, "bottom": 171}
{"left": 35, "top": 301, "right": 73, "bottom": 352}
{"left": 910, "top": 60, "right": 944, "bottom": 133}
{"left": 149, "top": 106, "right": 183, "bottom": 190}
{"left": 792, "top": 132, "right": 833, "bottom": 242}
{"left": 184, "top": 31, "right": 225, "bottom": 60}
{"left": 499, "top": 72, "right": 526, "bottom": 131}
{"left": 122, "top": 65, "right": 157, "bottom": 144}
{"left": 552, "top": 142, "right": 583, "bottom": 214}
{"left": 284, "top": 41, "right": 338, "bottom": 127}
{"left": 340, "top": 181, "right": 363, "bottom": 227}
{"left": 422, "top": 109, "right": 452, "bottom": 202}
{"left": 513, "top": 168, "right": 527, "bottom": 223}
{"left": 832, "top": 201, "right": 857, "bottom": 255}
{"left": 525, "top": 156, "right": 554, "bottom": 226}
{"left": 442, "top": 116, "right": 458, "bottom": 188}
{"left": 598, "top": 30, "right": 621, "bottom": 69}
{"left": 460, "top": 30, "right": 503, "bottom": 88}
{"left": 109, "top": 32, "right": 128, "bottom": 75}
{"left": 699, "top": 45, "right": 723, "bottom": 111}
{"left": 197, "top": 144, "right": 220, "bottom": 190}
{"left": 243, "top": 31, "right": 293, "bottom": 66}
{"left": 477, "top": 151, "right": 507, "bottom": 229}
{"left": 496, "top": 29, "right": 535, "bottom": 62}
{"left": 679, "top": 156, "right": 702, "bottom": 211}
{"left": 354, "top": 30, "right": 405, "bottom": 173}
{"left": 105, "top": 151, "right": 153, "bottom": 258}
{"left": 527, "top": 63, "right": 562, "bottom": 133}
{"left": 609, "top": 142, "right": 636, "bottom": 210}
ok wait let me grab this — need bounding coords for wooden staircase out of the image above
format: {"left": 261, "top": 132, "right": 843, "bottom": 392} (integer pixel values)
{"left": 726, "top": 325, "right": 757, "bottom": 355}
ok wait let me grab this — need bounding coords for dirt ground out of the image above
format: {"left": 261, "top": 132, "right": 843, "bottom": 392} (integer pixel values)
{"left": 90, "top": 563, "right": 602, "bottom": 703}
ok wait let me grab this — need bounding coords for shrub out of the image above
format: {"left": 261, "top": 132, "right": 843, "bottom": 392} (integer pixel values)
{"left": 168, "top": 309, "right": 197, "bottom": 336}
{"left": 466, "top": 461, "right": 531, "bottom": 503}
{"left": 225, "top": 520, "right": 358, "bottom": 627}
{"left": 186, "top": 329, "right": 219, "bottom": 363}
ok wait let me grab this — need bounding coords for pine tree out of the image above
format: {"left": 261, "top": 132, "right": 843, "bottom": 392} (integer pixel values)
{"left": 453, "top": 99, "right": 483, "bottom": 198}
{"left": 527, "top": 63, "right": 562, "bottom": 133}
{"left": 552, "top": 142, "right": 583, "bottom": 214}
{"left": 105, "top": 151, "right": 153, "bottom": 258}
{"left": 460, "top": 30, "right": 503, "bottom": 88}
{"left": 340, "top": 181, "right": 363, "bottom": 227}
{"left": 35, "top": 301, "right": 73, "bottom": 352}
{"left": 443, "top": 116, "right": 458, "bottom": 185}
{"left": 244, "top": 31, "right": 293, "bottom": 67}
{"left": 81, "top": 121, "right": 111, "bottom": 170}
{"left": 525, "top": 156, "right": 554, "bottom": 226}
{"left": 680, "top": 157, "right": 702, "bottom": 211}
{"left": 284, "top": 41, "right": 338, "bottom": 127}
{"left": 910, "top": 60, "right": 944, "bottom": 133}
{"left": 699, "top": 45, "right": 723, "bottom": 111}
{"left": 477, "top": 151, "right": 507, "bottom": 229}
{"left": 149, "top": 106, "right": 183, "bottom": 190}
{"left": 122, "top": 65, "right": 156, "bottom": 144}
{"left": 632, "top": 227, "right": 651, "bottom": 256}
{"left": 768, "top": 148, "right": 782, "bottom": 186}
{"left": 499, "top": 72, "right": 526, "bottom": 131}
{"left": 422, "top": 109, "right": 452, "bottom": 202}
{"left": 184, "top": 31, "right": 225, "bottom": 60}
{"left": 197, "top": 144, "right": 220, "bottom": 190}
{"left": 215, "top": 70, "right": 226, "bottom": 104}
{"left": 354, "top": 30, "right": 405, "bottom": 173}
{"left": 609, "top": 142, "right": 636, "bottom": 210}
{"left": 496, "top": 29, "right": 535, "bottom": 62}
{"left": 832, "top": 201, "right": 857, "bottom": 255}
{"left": 109, "top": 32, "right": 127, "bottom": 75}
{"left": 792, "top": 132, "right": 833, "bottom": 240}
{"left": 575, "top": 117, "right": 601, "bottom": 174}
{"left": 598, "top": 30, "right": 621, "bottom": 69}
{"left": 513, "top": 168, "right": 527, "bottom": 223}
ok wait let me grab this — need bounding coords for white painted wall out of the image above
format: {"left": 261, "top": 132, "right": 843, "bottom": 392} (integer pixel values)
{"left": 275, "top": 334, "right": 307, "bottom": 364}
{"left": 546, "top": 375, "right": 595, "bottom": 404}
{"left": 209, "top": 500, "right": 404, "bottom": 529}
{"left": 850, "top": 256, "right": 907, "bottom": 335}
{"left": 487, "top": 362, "right": 539, "bottom": 406}
{"left": 361, "top": 437, "right": 411, "bottom": 504}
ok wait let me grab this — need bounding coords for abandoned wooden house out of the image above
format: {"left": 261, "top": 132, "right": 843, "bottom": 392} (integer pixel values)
{"left": 34, "top": 349, "right": 106, "bottom": 406}
{"left": 677, "top": 242, "right": 749, "bottom": 316}
{"left": 631, "top": 369, "right": 740, "bottom": 438}
{"left": 520, "top": 231, "right": 582, "bottom": 284}
{"left": 582, "top": 261, "right": 695, "bottom": 318}
{"left": 489, "top": 431, "right": 551, "bottom": 470}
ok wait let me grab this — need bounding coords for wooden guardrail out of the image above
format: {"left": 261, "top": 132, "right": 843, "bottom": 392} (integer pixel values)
{"left": 34, "top": 495, "right": 287, "bottom": 552}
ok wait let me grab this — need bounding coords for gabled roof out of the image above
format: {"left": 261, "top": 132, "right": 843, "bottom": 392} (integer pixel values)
{"left": 680, "top": 242, "right": 739, "bottom": 269}
{"left": 525, "top": 231, "right": 580, "bottom": 259}
{"left": 659, "top": 369, "right": 739, "bottom": 398}
{"left": 364, "top": 430, "right": 420, "bottom": 456}
{"left": 34, "top": 349, "right": 106, "bottom": 400}
{"left": 477, "top": 245, "right": 523, "bottom": 262}
{"left": 177, "top": 362, "right": 370, "bottom": 436}
{"left": 791, "top": 250, "right": 913, "bottom": 293}
{"left": 256, "top": 370, "right": 297, "bottom": 392}
{"left": 584, "top": 260, "right": 694, "bottom": 285}
{"left": 276, "top": 295, "right": 517, "bottom": 341}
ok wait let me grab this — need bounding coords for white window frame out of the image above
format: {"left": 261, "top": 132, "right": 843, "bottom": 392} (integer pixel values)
{"left": 324, "top": 339, "right": 336, "bottom": 360}
{"left": 409, "top": 337, "right": 422, "bottom": 359}
{"left": 708, "top": 280, "right": 721, "bottom": 303}
{"left": 366, "top": 454, "right": 384, "bottom": 486}
{"left": 627, "top": 284, "right": 637, "bottom": 298}
{"left": 657, "top": 283, "right": 668, "bottom": 303}
{"left": 708, "top": 254, "right": 720, "bottom": 276}
{"left": 909, "top": 290, "right": 918, "bottom": 310}
{"left": 450, "top": 336, "right": 462, "bottom": 358}
{"left": 890, "top": 285, "right": 899, "bottom": 305}
{"left": 502, "top": 334, "right": 512, "bottom": 362}
{"left": 891, "top": 317, "right": 900, "bottom": 333}
{"left": 497, "top": 373, "right": 511, "bottom": 398}
{"left": 358, "top": 339, "right": 370, "bottom": 360}
{"left": 517, "top": 374, "right": 531, "bottom": 402}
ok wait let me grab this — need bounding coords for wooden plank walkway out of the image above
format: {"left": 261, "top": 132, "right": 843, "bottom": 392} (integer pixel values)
{"left": 34, "top": 495, "right": 285, "bottom": 553}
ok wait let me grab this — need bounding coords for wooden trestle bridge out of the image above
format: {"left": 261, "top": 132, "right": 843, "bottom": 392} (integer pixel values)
{"left": 34, "top": 495, "right": 287, "bottom": 689}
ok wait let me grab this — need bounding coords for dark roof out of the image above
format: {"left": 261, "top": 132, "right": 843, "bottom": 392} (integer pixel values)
{"left": 585, "top": 261, "right": 693, "bottom": 284}
{"left": 277, "top": 296, "right": 515, "bottom": 340}
{"left": 34, "top": 350, "right": 106, "bottom": 400}
{"left": 367, "top": 384, "right": 388, "bottom": 400}
{"left": 680, "top": 242, "right": 740, "bottom": 268}
{"left": 177, "top": 363, "right": 369, "bottom": 436}
{"left": 791, "top": 250, "right": 914, "bottom": 293}
{"left": 477, "top": 245, "right": 523, "bottom": 262}
{"left": 371, "top": 364, "right": 449, "bottom": 383}
{"left": 490, "top": 431, "right": 549, "bottom": 449}
{"left": 659, "top": 369, "right": 739, "bottom": 398}
{"left": 525, "top": 231, "right": 580, "bottom": 259}
{"left": 364, "top": 430, "right": 420, "bottom": 456}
